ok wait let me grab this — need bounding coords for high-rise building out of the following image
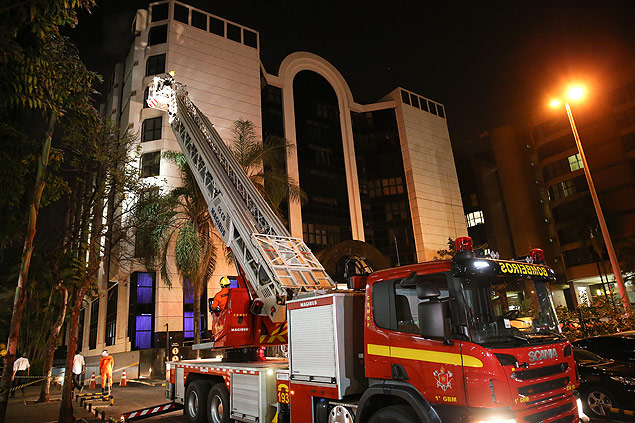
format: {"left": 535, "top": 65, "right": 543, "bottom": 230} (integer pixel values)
{"left": 72, "top": 0, "right": 466, "bottom": 370}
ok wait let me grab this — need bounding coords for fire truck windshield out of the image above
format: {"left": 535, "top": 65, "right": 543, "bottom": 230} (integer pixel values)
{"left": 461, "top": 276, "right": 563, "bottom": 347}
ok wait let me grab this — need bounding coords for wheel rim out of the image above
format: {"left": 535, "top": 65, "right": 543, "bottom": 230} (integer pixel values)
{"left": 188, "top": 390, "right": 199, "bottom": 417}
{"left": 587, "top": 390, "right": 612, "bottom": 416}
{"left": 209, "top": 394, "right": 223, "bottom": 423}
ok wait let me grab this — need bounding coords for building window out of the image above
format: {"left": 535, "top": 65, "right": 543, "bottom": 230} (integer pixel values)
{"left": 400, "top": 90, "right": 411, "bottom": 105}
{"left": 141, "top": 151, "right": 161, "bottom": 177}
{"left": 209, "top": 16, "right": 224, "bottom": 36}
{"left": 173, "top": 3, "right": 188, "bottom": 24}
{"left": 385, "top": 201, "right": 409, "bottom": 221}
{"left": 227, "top": 23, "right": 241, "bottom": 42}
{"left": 151, "top": 3, "right": 168, "bottom": 22}
{"left": 129, "top": 272, "right": 155, "bottom": 350}
{"left": 148, "top": 25, "right": 167, "bottom": 45}
{"left": 142, "top": 116, "right": 162, "bottom": 142}
{"left": 623, "top": 132, "right": 635, "bottom": 152}
{"left": 410, "top": 94, "right": 420, "bottom": 108}
{"left": 437, "top": 104, "right": 445, "bottom": 118}
{"left": 466, "top": 210, "right": 484, "bottom": 227}
{"left": 243, "top": 29, "right": 257, "bottom": 48}
{"left": 89, "top": 299, "right": 99, "bottom": 350}
{"left": 567, "top": 153, "right": 583, "bottom": 171}
{"left": 419, "top": 97, "right": 429, "bottom": 112}
{"left": 191, "top": 10, "right": 206, "bottom": 30}
{"left": 563, "top": 246, "right": 597, "bottom": 267}
{"left": 77, "top": 308, "right": 85, "bottom": 351}
{"left": 368, "top": 178, "right": 405, "bottom": 198}
{"left": 143, "top": 87, "right": 150, "bottom": 108}
{"left": 146, "top": 54, "right": 165, "bottom": 77}
{"left": 608, "top": 82, "right": 635, "bottom": 107}
{"left": 547, "top": 176, "right": 587, "bottom": 201}
{"left": 470, "top": 193, "right": 478, "bottom": 207}
{"left": 615, "top": 106, "right": 635, "bottom": 129}
{"left": 428, "top": 102, "right": 437, "bottom": 115}
{"left": 105, "top": 283, "right": 118, "bottom": 347}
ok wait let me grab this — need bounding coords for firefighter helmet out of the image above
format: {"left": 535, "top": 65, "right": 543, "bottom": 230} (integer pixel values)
{"left": 220, "top": 276, "right": 231, "bottom": 288}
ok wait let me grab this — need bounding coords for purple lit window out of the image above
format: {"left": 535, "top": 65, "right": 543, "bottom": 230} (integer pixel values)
{"left": 135, "top": 314, "right": 152, "bottom": 349}
{"left": 137, "top": 272, "right": 153, "bottom": 304}
{"left": 183, "top": 279, "right": 193, "bottom": 304}
{"left": 184, "top": 311, "right": 194, "bottom": 339}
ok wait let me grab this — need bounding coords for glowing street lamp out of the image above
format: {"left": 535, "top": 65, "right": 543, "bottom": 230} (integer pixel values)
{"left": 550, "top": 86, "right": 631, "bottom": 312}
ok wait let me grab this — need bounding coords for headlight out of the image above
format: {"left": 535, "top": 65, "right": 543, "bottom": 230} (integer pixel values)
{"left": 577, "top": 398, "right": 584, "bottom": 417}
{"left": 609, "top": 375, "right": 635, "bottom": 385}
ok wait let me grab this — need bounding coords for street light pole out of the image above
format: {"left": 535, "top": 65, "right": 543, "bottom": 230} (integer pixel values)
{"left": 564, "top": 101, "right": 631, "bottom": 313}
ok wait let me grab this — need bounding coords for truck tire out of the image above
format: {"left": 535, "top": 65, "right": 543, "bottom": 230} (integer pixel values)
{"left": 207, "top": 382, "right": 230, "bottom": 423}
{"left": 368, "top": 405, "right": 419, "bottom": 423}
{"left": 186, "top": 380, "right": 211, "bottom": 423}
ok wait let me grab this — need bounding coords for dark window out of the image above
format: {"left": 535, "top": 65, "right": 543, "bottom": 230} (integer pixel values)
{"left": 146, "top": 54, "right": 165, "bottom": 76}
{"left": 616, "top": 106, "right": 635, "bottom": 129}
{"left": 209, "top": 16, "right": 224, "bottom": 36}
{"left": 142, "top": 116, "right": 162, "bottom": 142}
{"left": 608, "top": 82, "right": 635, "bottom": 107}
{"left": 547, "top": 175, "right": 588, "bottom": 201}
{"left": 536, "top": 133, "right": 576, "bottom": 161}
{"left": 141, "top": 151, "right": 161, "bottom": 177}
{"left": 243, "top": 29, "right": 257, "bottom": 48}
{"left": 191, "top": 10, "right": 206, "bottom": 30}
{"left": 148, "top": 25, "right": 167, "bottom": 45}
{"left": 532, "top": 117, "right": 569, "bottom": 141}
{"left": 623, "top": 132, "right": 635, "bottom": 152}
{"left": 419, "top": 97, "right": 428, "bottom": 112}
{"left": 437, "top": 104, "right": 445, "bottom": 118}
{"left": 400, "top": 90, "right": 411, "bottom": 105}
{"left": 373, "top": 280, "right": 392, "bottom": 330}
{"left": 143, "top": 87, "right": 150, "bottom": 108}
{"left": 77, "top": 308, "right": 85, "bottom": 350}
{"left": 105, "top": 283, "right": 118, "bottom": 346}
{"left": 227, "top": 23, "right": 241, "bottom": 42}
{"left": 410, "top": 94, "right": 420, "bottom": 108}
{"left": 128, "top": 272, "right": 155, "bottom": 350}
{"left": 173, "top": 4, "right": 188, "bottom": 24}
{"left": 428, "top": 102, "right": 437, "bottom": 115}
{"left": 89, "top": 299, "right": 99, "bottom": 350}
{"left": 151, "top": 3, "right": 168, "bottom": 22}
{"left": 562, "top": 246, "right": 596, "bottom": 267}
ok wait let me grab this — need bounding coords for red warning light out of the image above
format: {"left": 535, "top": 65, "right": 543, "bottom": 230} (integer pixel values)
{"left": 455, "top": 237, "right": 473, "bottom": 252}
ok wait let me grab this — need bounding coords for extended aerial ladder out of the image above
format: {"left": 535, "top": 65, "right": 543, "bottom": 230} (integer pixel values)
{"left": 147, "top": 75, "right": 335, "bottom": 332}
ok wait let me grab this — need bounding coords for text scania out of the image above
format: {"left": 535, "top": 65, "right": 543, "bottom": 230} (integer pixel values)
{"left": 528, "top": 348, "right": 558, "bottom": 362}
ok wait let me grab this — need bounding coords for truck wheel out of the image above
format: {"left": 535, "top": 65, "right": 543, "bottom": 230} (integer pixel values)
{"left": 207, "top": 382, "right": 230, "bottom": 423}
{"left": 368, "top": 405, "right": 418, "bottom": 423}
{"left": 186, "top": 380, "right": 211, "bottom": 423}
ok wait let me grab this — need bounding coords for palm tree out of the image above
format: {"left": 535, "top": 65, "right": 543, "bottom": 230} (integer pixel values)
{"left": 134, "top": 119, "right": 303, "bottom": 356}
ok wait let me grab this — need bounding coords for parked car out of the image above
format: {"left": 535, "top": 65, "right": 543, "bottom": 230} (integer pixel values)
{"left": 572, "top": 347, "right": 635, "bottom": 417}
{"left": 572, "top": 332, "right": 635, "bottom": 364}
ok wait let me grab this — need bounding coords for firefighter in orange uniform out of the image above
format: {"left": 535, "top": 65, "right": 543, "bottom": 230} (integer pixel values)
{"left": 211, "top": 276, "right": 231, "bottom": 313}
{"left": 99, "top": 350, "right": 114, "bottom": 395}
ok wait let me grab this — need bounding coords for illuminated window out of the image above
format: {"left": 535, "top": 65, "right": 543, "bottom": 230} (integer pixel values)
{"left": 466, "top": 210, "right": 484, "bottom": 228}
{"left": 368, "top": 178, "right": 405, "bottom": 197}
{"left": 567, "top": 153, "right": 583, "bottom": 171}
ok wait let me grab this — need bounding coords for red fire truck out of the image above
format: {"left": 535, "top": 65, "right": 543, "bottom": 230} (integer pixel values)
{"left": 124, "top": 76, "right": 586, "bottom": 423}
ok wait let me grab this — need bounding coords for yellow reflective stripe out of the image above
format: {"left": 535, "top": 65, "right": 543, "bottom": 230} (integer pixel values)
{"left": 367, "top": 343, "right": 391, "bottom": 357}
{"left": 367, "top": 343, "right": 483, "bottom": 368}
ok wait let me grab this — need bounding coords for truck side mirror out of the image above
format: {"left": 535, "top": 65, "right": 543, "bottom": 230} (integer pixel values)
{"left": 416, "top": 283, "right": 440, "bottom": 299}
{"left": 418, "top": 300, "right": 447, "bottom": 340}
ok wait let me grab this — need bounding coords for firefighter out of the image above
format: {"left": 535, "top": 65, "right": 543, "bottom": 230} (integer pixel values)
{"left": 99, "top": 350, "right": 114, "bottom": 395}
{"left": 211, "top": 276, "right": 231, "bottom": 313}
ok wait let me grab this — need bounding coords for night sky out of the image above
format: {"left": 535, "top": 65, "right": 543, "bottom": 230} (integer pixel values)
{"left": 68, "top": 0, "right": 635, "bottom": 143}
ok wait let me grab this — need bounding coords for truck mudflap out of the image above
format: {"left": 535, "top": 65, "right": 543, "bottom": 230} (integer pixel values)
{"left": 120, "top": 402, "right": 183, "bottom": 422}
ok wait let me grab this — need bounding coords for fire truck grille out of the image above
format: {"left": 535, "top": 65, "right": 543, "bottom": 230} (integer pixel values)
{"left": 512, "top": 363, "right": 569, "bottom": 380}
{"left": 518, "top": 376, "right": 569, "bottom": 397}
{"left": 523, "top": 402, "right": 575, "bottom": 423}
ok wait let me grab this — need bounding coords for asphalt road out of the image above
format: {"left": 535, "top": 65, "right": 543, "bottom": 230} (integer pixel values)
{"left": 5, "top": 382, "right": 632, "bottom": 423}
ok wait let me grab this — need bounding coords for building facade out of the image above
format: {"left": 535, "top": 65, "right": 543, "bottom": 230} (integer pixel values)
{"left": 454, "top": 60, "right": 635, "bottom": 310}
{"left": 73, "top": 0, "right": 466, "bottom": 366}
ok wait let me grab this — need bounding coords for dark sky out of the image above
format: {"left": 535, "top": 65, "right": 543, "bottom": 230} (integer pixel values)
{"left": 68, "top": 0, "right": 635, "bottom": 142}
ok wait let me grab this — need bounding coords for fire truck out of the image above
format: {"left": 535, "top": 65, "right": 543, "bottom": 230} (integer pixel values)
{"left": 126, "top": 75, "right": 586, "bottom": 423}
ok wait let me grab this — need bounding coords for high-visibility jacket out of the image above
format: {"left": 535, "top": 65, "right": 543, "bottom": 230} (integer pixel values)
{"left": 211, "top": 287, "right": 230, "bottom": 311}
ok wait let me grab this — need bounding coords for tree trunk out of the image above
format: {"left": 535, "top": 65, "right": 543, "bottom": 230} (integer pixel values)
{"left": 0, "top": 112, "right": 57, "bottom": 423}
{"left": 38, "top": 284, "right": 68, "bottom": 403}
{"left": 193, "top": 286, "right": 201, "bottom": 359}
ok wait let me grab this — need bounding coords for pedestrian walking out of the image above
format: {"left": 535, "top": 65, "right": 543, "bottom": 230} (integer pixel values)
{"left": 99, "top": 350, "right": 114, "bottom": 395}
{"left": 11, "top": 352, "right": 30, "bottom": 397}
{"left": 72, "top": 350, "right": 85, "bottom": 391}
